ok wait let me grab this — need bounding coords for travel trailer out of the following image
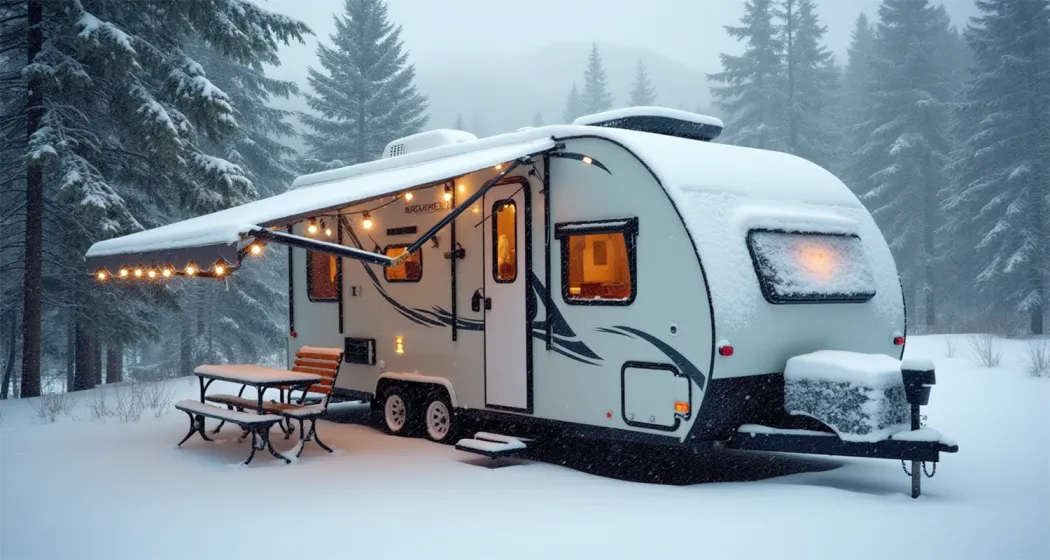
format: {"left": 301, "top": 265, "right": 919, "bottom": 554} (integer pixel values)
{"left": 85, "top": 106, "right": 957, "bottom": 496}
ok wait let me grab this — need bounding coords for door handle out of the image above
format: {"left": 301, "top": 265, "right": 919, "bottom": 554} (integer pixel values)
{"left": 472, "top": 289, "right": 491, "bottom": 312}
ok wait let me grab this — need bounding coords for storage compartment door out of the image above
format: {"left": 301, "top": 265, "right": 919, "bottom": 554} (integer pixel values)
{"left": 621, "top": 362, "right": 691, "bottom": 430}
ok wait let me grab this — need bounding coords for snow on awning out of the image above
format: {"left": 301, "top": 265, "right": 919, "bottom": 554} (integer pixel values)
{"left": 84, "top": 137, "right": 556, "bottom": 276}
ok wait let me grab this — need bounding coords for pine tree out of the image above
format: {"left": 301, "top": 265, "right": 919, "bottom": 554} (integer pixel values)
{"left": 943, "top": 0, "right": 1049, "bottom": 333}
{"left": 1, "top": 0, "right": 309, "bottom": 395}
{"left": 532, "top": 111, "right": 543, "bottom": 127}
{"left": 580, "top": 43, "right": 612, "bottom": 114}
{"left": 708, "top": 0, "right": 786, "bottom": 150}
{"left": 302, "top": 0, "right": 428, "bottom": 170}
{"left": 562, "top": 83, "right": 583, "bottom": 123}
{"left": 455, "top": 113, "right": 465, "bottom": 131}
{"left": 628, "top": 59, "right": 657, "bottom": 106}
{"left": 839, "top": 13, "right": 877, "bottom": 194}
{"left": 857, "top": 0, "right": 955, "bottom": 328}
{"left": 777, "top": 0, "right": 839, "bottom": 168}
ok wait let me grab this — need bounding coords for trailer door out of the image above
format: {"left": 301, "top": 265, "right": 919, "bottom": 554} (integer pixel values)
{"left": 483, "top": 182, "right": 528, "bottom": 411}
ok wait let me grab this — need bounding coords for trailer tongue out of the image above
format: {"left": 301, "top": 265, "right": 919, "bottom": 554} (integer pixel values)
{"left": 720, "top": 352, "right": 958, "bottom": 498}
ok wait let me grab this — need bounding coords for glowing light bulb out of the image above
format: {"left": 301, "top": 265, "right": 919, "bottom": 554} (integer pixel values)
{"left": 472, "top": 205, "right": 480, "bottom": 214}
{"left": 443, "top": 192, "right": 452, "bottom": 202}
{"left": 307, "top": 220, "right": 319, "bottom": 235}
{"left": 458, "top": 184, "right": 466, "bottom": 193}
{"left": 147, "top": 269, "right": 157, "bottom": 279}
{"left": 250, "top": 243, "right": 263, "bottom": 256}
{"left": 324, "top": 227, "right": 333, "bottom": 237}
{"left": 119, "top": 268, "right": 129, "bottom": 278}
{"left": 495, "top": 163, "right": 503, "bottom": 170}
{"left": 362, "top": 212, "right": 373, "bottom": 230}
{"left": 133, "top": 268, "right": 143, "bottom": 278}
{"left": 404, "top": 192, "right": 413, "bottom": 201}
{"left": 214, "top": 264, "right": 226, "bottom": 276}
{"left": 96, "top": 270, "right": 107, "bottom": 281}
{"left": 185, "top": 265, "right": 197, "bottom": 276}
{"left": 162, "top": 268, "right": 172, "bottom": 278}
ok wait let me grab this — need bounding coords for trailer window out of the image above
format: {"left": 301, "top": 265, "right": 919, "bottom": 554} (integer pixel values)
{"left": 307, "top": 251, "right": 339, "bottom": 301}
{"left": 746, "top": 229, "right": 876, "bottom": 304}
{"left": 384, "top": 245, "right": 422, "bottom": 282}
{"left": 492, "top": 200, "right": 517, "bottom": 283}
{"left": 555, "top": 218, "right": 638, "bottom": 306}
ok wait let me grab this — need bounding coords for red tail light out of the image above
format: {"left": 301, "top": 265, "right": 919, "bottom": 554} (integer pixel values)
{"left": 290, "top": 331, "right": 298, "bottom": 338}
{"left": 718, "top": 345, "right": 734, "bottom": 357}
{"left": 893, "top": 336, "right": 905, "bottom": 346}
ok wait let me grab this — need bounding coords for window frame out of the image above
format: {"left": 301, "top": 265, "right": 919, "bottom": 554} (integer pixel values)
{"left": 382, "top": 243, "right": 423, "bottom": 283}
{"left": 491, "top": 199, "right": 518, "bottom": 284}
{"left": 306, "top": 249, "right": 340, "bottom": 302}
{"left": 745, "top": 227, "right": 877, "bottom": 305}
{"left": 554, "top": 217, "right": 639, "bottom": 307}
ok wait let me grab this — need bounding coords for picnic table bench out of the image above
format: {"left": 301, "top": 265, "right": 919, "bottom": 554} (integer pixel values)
{"left": 173, "top": 346, "right": 344, "bottom": 465}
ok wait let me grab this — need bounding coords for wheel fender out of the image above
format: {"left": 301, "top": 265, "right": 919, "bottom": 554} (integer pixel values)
{"left": 375, "top": 372, "right": 459, "bottom": 408}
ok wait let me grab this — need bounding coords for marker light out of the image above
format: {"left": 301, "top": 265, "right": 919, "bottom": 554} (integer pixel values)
{"left": 395, "top": 335, "right": 404, "bottom": 355}
{"left": 718, "top": 345, "right": 734, "bottom": 357}
{"left": 674, "top": 401, "right": 690, "bottom": 414}
{"left": 893, "top": 336, "right": 905, "bottom": 346}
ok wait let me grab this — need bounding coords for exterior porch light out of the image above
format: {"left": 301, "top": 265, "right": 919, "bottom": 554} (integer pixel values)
{"left": 443, "top": 184, "right": 453, "bottom": 202}
{"left": 362, "top": 212, "right": 373, "bottom": 230}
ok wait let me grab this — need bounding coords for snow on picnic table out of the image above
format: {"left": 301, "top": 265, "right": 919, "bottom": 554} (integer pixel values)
{"left": 1, "top": 335, "right": 1048, "bottom": 560}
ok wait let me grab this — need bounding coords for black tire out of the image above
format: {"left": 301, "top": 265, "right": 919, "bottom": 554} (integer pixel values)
{"left": 380, "top": 386, "right": 418, "bottom": 437}
{"left": 420, "top": 388, "right": 458, "bottom": 443}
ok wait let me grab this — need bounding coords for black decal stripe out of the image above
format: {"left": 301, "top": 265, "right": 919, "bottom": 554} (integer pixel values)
{"left": 605, "top": 325, "right": 707, "bottom": 391}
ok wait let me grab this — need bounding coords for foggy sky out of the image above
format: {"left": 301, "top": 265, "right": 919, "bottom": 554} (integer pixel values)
{"left": 259, "top": 0, "right": 979, "bottom": 85}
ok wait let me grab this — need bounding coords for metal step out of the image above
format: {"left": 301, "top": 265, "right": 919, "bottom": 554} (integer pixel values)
{"left": 455, "top": 431, "right": 529, "bottom": 458}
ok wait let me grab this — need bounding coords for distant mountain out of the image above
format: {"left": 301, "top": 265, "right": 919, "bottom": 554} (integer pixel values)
{"left": 414, "top": 41, "right": 716, "bottom": 135}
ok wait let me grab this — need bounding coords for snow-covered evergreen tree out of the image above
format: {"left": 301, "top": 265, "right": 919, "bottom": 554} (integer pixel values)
{"left": 302, "top": 0, "right": 428, "bottom": 170}
{"left": 839, "top": 12, "right": 877, "bottom": 194}
{"left": 628, "top": 59, "right": 657, "bottom": 106}
{"left": 580, "top": 44, "right": 612, "bottom": 114}
{"left": 532, "top": 111, "right": 544, "bottom": 127}
{"left": 562, "top": 83, "right": 583, "bottom": 123}
{"left": 777, "top": 0, "right": 839, "bottom": 168}
{"left": 455, "top": 113, "right": 465, "bottom": 131}
{"left": 856, "top": 0, "right": 955, "bottom": 328}
{"left": 943, "top": 0, "right": 1049, "bottom": 334}
{"left": 708, "top": 0, "right": 786, "bottom": 150}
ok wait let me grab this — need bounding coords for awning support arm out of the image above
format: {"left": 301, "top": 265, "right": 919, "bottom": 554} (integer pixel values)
{"left": 247, "top": 228, "right": 397, "bottom": 267}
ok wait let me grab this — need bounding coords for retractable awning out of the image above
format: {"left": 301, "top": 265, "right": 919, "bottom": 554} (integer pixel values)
{"left": 84, "top": 137, "right": 556, "bottom": 276}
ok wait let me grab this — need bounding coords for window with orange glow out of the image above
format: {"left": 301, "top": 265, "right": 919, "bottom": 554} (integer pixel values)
{"left": 383, "top": 245, "right": 422, "bottom": 282}
{"left": 307, "top": 250, "right": 339, "bottom": 301}
{"left": 492, "top": 200, "right": 517, "bottom": 283}
{"left": 746, "top": 229, "right": 876, "bottom": 304}
{"left": 555, "top": 218, "right": 638, "bottom": 306}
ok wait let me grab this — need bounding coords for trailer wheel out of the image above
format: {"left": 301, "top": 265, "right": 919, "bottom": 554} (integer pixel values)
{"left": 381, "top": 387, "right": 416, "bottom": 437}
{"left": 421, "top": 391, "right": 457, "bottom": 443}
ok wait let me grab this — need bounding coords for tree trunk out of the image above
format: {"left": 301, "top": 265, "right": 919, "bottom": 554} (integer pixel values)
{"left": 20, "top": 0, "right": 44, "bottom": 399}
{"left": 105, "top": 344, "right": 122, "bottom": 383}
{"left": 65, "top": 315, "right": 75, "bottom": 391}
{"left": 1, "top": 310, "right": 16, "bottom": 399}
{"left": 72, "top": 318, "right": 95, "bottom": 391}
{"left": 92, "top": 334, "right": 102, "bottom": 386}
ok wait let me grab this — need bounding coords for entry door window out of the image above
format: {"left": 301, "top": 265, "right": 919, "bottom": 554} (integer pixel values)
{"left": 492, "top": 200, "right": 517, "bottom": 282}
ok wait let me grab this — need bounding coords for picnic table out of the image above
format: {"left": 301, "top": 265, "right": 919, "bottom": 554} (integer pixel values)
{"left": 175, "top": 364, "right": 324, "bottom": 464}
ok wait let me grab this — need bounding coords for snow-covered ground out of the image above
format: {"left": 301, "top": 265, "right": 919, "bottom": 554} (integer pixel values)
{"left": 2, "top": 335, "right": 1048, "bottom": 559}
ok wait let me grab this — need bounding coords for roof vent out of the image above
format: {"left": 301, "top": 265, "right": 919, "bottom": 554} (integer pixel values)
{"left": 382, "top": 129, "right": 479, "bottom": 159}
{"left": 573, "top": 106, "right": 723, "bottom": 142}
